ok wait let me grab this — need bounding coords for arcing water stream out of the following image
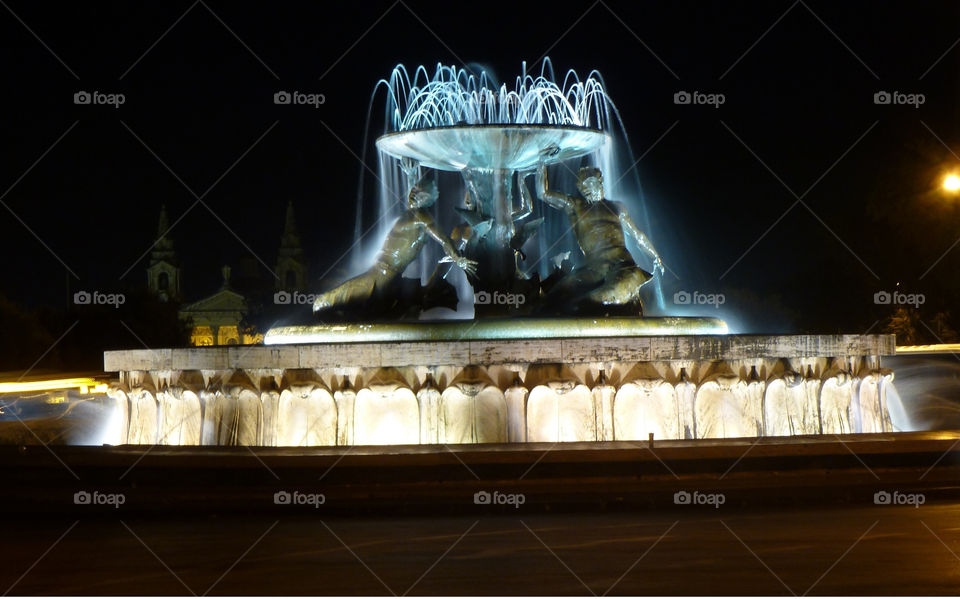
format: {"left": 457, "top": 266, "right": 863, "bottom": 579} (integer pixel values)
{"left": 344, "top": 59, "right": 665, "bottom": 317}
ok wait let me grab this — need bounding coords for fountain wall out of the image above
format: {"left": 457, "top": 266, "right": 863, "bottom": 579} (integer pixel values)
{"left": 103, "top": 334, "right": 898, "bottom": 446}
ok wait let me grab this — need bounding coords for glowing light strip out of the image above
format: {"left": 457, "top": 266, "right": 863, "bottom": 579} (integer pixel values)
{"left": 895, "top": 343, "right": 960, "bottom": 354}
{"left": 0, "top": 377, "right": 108, "bottom": 394}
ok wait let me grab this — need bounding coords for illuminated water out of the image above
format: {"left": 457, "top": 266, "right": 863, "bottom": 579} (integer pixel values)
{"left": 884, "top": 355, "right": 960, "bottom": 431}
{"left": 346, "top": 60, "right": 666, "bottom": 314}
{"left": 378, "top": 62, "right": 610, "bottom": 131}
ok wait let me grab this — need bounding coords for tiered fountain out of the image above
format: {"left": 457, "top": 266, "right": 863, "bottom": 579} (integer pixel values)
{"left": 103, "top": 62, "right": 901, "bottom": 446}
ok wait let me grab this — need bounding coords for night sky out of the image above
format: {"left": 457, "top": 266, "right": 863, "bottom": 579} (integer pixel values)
{"left": 3, "top": 0, "right": 960, "bottom": 342}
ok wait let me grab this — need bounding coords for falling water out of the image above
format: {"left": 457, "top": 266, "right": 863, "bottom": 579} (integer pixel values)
{"left": 884, "top": 355, "right": 960, "bottom": 431}
{"left": 348, "top": 60, "right": 665, "bottom": 313}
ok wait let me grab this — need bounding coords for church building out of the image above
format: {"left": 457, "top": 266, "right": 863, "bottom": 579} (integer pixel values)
{"left": 146, "top": 203, "right": 307, "bottom": 346}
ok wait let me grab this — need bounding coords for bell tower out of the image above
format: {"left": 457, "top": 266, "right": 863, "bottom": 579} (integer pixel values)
{"left": 276, "top": 200, "right": 307, "bottom": 292}
{"left": 147, "top": 204, "right": 182, "bottom": 301}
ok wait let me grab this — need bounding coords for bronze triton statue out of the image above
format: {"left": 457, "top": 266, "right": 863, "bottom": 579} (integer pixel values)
{"left": 313, "top": 174, "right": 478, "bottom": 314}
{"left": 536, "top": 147, "right": 665, "bottom": 315}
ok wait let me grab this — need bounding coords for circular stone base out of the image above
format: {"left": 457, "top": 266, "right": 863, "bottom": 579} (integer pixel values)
{"left": 264, "top": 316, "right": 729, "bottom": 345}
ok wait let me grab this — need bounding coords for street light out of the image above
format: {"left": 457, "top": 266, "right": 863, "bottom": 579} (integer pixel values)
{"left": 944, "top": 173, "right": 960, "bottom": 192}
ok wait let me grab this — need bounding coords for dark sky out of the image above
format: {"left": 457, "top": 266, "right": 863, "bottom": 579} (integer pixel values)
{"left": 2, "top": 0, "right": 960, "bottom": 334}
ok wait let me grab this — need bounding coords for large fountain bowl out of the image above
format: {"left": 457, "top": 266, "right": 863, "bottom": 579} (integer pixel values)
{"left": 376, "top": 125, "right": 608, "bottom": 171}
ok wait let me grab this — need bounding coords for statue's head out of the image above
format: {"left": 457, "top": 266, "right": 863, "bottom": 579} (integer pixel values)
{"left": 408, "top": 176, "right": 438, "bottom": 209}
{"left": 576, "top": 167, "right": 603, "bottom": 202}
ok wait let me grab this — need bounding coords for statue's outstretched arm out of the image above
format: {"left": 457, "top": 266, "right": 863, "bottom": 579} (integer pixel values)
{"left": 620, "top": 211, "right": 665, "bottom": 276}
{"left": 536, "top": 162, "right": 574, "bottom": 212}
{"left": 514, "top": 170, "right": 534, "bottom": 220}
{"left": 423, "top": 218, "right": 479, "bottom": 277}
{"left": 400, "top": 157, "right": 420, "bottom": 194}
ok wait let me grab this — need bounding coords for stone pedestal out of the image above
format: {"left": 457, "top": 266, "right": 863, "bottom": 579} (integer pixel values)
{"left": 103, "top": 329, "right": 897, "bottom": 446}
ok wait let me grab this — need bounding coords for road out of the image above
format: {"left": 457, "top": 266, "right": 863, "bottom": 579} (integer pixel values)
{"left": 3, "top": 504, "right": 960, "bottom": 595}
{"left": 2, "top": 433, "right": 960, "bottom": 595}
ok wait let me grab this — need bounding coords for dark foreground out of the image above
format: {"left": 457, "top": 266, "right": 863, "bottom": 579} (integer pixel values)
{"left": 4, "top": 505, "right": 960, "bottom": 595}
{"left": 2, "top": 433, "right": 960, "bottom": 594}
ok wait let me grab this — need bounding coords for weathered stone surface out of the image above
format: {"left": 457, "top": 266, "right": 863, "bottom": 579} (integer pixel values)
{"left": 105, "top": 334, "right": 895, "bottom": 372}
{"left": 262, "top": 316, "right": 728, "bottom": 344}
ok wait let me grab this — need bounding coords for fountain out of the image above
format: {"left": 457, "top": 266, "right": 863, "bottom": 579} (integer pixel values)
{"left": 102, "top": 61, "right": 902, "bottom": 446}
